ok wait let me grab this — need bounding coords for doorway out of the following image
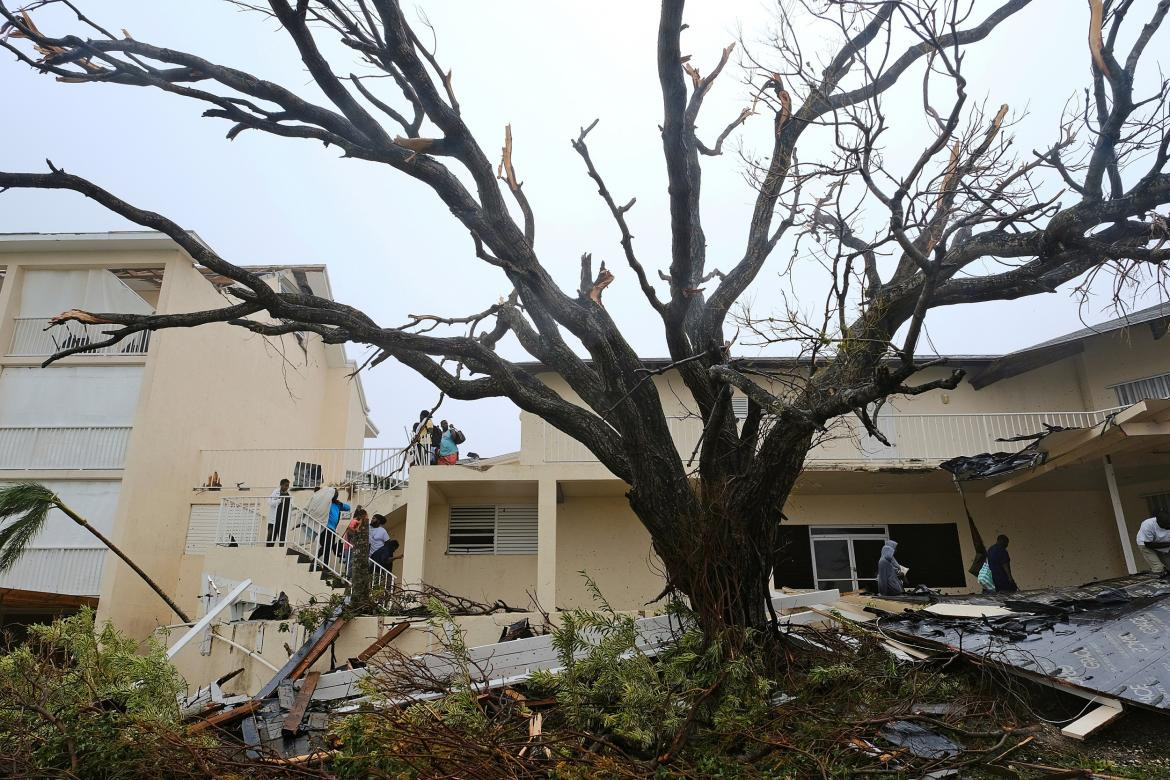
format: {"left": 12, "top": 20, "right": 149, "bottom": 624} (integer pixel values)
{"left": 809, "top": 525, "right": 889, "bottom": 592}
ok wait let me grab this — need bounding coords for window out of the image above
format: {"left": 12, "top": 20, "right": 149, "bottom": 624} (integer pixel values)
{"left": 448, "top": 504, "right": 538, "bottom": 555}
{"left": 292, "top": 461, "right": 323, "bottom": 489}
{"left": 731, "top": 395, "right": 749, "bottom": 420}
{"left": 808, "top": 525, "right": 889, "bottom": 592}
{"left": 1111, "top": 372, "right": 1170, "bottom": 406}
{"left": 1145, "top": 492, "right": 1170, "bottom": 518}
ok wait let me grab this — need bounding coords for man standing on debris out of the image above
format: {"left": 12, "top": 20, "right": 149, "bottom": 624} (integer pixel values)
{"left": 1136, "top": 510, "right": 1170, "bottom": 574}
{"left": 877, "top": 540, "right": 904, "bottom": 596}
{"left": 985, "top": 534, "right": 1018, "bottom": 593}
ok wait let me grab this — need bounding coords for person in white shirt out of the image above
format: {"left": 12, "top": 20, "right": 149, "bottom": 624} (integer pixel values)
{"left": 1135, "top": 511, "right": 1170, "bottom": 574}
{"left": 267, "top": 478, "right": 291, "bottom": 547}
{"left": 369, "top": 514, "right": 398, "bottom": 570}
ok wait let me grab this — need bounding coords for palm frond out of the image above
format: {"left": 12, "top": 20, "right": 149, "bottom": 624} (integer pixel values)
{"left": 0, "top": 482, "right": 58, "bottom": 572}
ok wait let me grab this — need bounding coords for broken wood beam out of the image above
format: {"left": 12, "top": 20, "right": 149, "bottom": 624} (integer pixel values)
{"left": 187, "top": 699, "right": 262, "bottom": 734}
{"left": 282, "top": 671, "right": 321, "bottom": 737}
{"left": 356, "top": 621, "right": 409, "bottom": 664}
{"left": 286, "top": 618, "right": 347, "bottom": 682}
{"left": 254, "top": 600, "right": 347, "bottom": 700}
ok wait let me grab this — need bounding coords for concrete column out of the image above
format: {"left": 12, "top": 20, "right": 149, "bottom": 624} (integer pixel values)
{"left": 401, "top": 481, "right": 429, "bottom": 587}
{"left": 1103, "top": 456, "right": 1138, "bottom": 574}
{"left": 0, "top": 264, "right": 25, "bottom": 356}
{"left": 537, "top": 478, "right": 558, "bottom": 613}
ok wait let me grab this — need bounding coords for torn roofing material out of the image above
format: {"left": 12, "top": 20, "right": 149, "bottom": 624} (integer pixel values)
{"left": 938, "top": 419, "right": 1110, "bottom": 481}
{"left": 871, "top": 575, "right": 1170, "bottom": 711}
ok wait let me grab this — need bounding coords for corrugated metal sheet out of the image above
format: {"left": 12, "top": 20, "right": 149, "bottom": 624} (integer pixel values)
{"left": 0, "top": 547, "right": 105, "bottom": 595}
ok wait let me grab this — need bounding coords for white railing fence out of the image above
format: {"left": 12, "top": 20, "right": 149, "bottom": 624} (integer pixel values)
{"left": 0, "top": 426, "right": 132, "bottom": 470}
{"left": 196, "top": 446, "right": 409, "bottom": 491}
{"left": 541, "top": 408, "right": 1125, "bottom": 464}
{"left": 8, "top": 317, "right": 151, "bottom": 357}
{"left": 212, "top": 496, "right": 396, "bottom": 591}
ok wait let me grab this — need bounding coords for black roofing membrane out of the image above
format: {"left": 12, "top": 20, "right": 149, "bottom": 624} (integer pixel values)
{"left": 876, "top": 575, "right": 1170, "bottom": 710}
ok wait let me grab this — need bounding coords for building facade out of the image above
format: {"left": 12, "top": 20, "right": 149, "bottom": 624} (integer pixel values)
{"left": 364, "top": 303, "right": 1170, "bottom": 614}
{"left": 0, "top": 233, "right": 376, "bottom": 639}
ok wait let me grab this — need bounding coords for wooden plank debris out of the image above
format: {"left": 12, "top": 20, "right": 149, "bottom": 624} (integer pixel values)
{"left": 922, "top": 603, "right": 1016, "bottom": 618}
{"left": 286, "top": 618, "right": 347, "bottom": 682}
{"left": 1060, "top": 701, "right": 1124, "bottom": 741}
{"left": 769, "top": 588, "right": 841, "bottom": 612}
{"left": 282, "top": 671, "right": 321, "bottom": 737}
{"left": 355, "top": 621, "right": 410, "bottom": 664}
{"left": 254, "top": 600, "right": 347, "bottom": 700}
{"left": 188, "top": 699, "right": 262, "bottom": 734}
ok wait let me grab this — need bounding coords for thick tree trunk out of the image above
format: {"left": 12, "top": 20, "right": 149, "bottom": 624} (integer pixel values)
{"left": 350, "top": 514, "right": 371, "bottom": 607}
{"left": 628, "top": 431, "right": 810, "bottom": 635}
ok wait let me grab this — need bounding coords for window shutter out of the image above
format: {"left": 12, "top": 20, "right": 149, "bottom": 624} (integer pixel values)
{"left": 495, "top": 505, "right": 538, "bottom": 554}
{"left": 1111, "top": 372, "right": 1170, "bottom": 406}
{"left": 448, "top": 505, "right": 495, "bottom": 554}
{"left": 731, "top": 395, "right": 750, "bottom": 420}
{"left": 186, "top": 505, "right": 222, "bottom": 554}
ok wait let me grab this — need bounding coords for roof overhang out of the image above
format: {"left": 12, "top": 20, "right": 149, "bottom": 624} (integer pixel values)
{"left": 986, "top": 398, "right": 1170, "bottom": 496}
{"left": 0, "top": 230, "right": 208, "bottom": 254}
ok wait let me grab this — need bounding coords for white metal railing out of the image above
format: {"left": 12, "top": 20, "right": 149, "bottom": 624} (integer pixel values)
{"left": 212, "top": 496, "right": 396, "bottom": 590}
{"left": 0, "top": 547, "right": 105, "bottom": 595}
{"left": 196, "top": 446, "right": 409, "bottom": 491}
{"left": 8, "top": 317, "right": 151, "bottom": 357}
{"left": 540, "top": 408, "right": 1124, "bottom": 464}
{"left": 0, "top": 426, "right": 132, "bottom": 469}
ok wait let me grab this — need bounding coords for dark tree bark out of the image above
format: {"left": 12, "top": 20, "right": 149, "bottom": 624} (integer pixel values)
{"left": 1, "top": 0, "right": 1168, "bottom": 636}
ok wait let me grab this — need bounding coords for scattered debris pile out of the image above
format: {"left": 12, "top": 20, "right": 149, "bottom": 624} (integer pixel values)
{"left": 852, "top": 574, "right": 1170, "bottom": 739}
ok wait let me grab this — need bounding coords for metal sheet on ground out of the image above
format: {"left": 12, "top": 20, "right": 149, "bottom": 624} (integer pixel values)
{"left": 879, "top": 575, "right": 1170, "bottom": 711}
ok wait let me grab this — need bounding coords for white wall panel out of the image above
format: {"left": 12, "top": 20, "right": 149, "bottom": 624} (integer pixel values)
{"left": 0, "top": 365, "right": 143, "bottom": 426}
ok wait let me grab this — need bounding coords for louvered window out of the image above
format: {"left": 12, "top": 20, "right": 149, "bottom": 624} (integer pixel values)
{"left": 185, "top": 505, "right": 221, "bottom": 554}
{"left": 731, "top": 395, "right": 749, "bottom": 420}
{"left": 448, "top": 504, "right": 538, "bottom": 555}
{"left": 1111, "top": 372, "right": 1170, "bottom": 406}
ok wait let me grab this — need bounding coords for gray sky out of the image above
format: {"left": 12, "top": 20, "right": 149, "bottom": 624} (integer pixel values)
{"left": 1, "top": 1, "right": 1164, "bottom": 456}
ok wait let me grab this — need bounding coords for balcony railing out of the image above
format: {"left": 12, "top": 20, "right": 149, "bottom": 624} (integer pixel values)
{"left": 8, "top": 317, "right": 151, "bottom": 357}
{"left": 0, "top": 426, "right": 132, "bottom": 470}
{"left": 539, "top": 409, "right": 1121, "bottom": 465}
{"left": 0, "top": 547, "right": 105, "bottom": 595}
{"left": 212, "top": 496, "right": 396, "bottom": 590}
{"left": 196, "top": 446, "right": 409, "bottom": 491}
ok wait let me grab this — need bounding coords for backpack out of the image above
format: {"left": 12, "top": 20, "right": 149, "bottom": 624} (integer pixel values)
{"left": 450, "top": 426, "right": 466, "bottom": 445}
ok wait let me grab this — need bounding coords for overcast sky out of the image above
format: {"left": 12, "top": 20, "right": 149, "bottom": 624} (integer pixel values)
{"left": 1, "top": 1, "right": 1165, "bottom": 456}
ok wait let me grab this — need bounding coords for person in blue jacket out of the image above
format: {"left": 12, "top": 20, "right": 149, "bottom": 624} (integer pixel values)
{"left": 316, "top": 487, "right": 350, "bottom": 567}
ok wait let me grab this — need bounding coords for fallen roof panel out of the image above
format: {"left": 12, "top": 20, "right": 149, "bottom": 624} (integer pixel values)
{"left": 873, "top": 575, "right": 1170, "bottom": 711}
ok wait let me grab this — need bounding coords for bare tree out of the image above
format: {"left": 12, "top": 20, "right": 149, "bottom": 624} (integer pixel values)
{"left": 1, "top": 0, "right": 1168, "bottom": 635}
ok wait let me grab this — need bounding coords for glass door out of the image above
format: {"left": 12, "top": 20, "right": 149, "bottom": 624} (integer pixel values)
{"left": 809, "top": 526, "right": 889, "bottom": 592}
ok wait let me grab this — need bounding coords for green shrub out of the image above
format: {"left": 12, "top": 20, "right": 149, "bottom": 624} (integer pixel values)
{"left": 0, "top": 608, "right": 190, "bottom": 776}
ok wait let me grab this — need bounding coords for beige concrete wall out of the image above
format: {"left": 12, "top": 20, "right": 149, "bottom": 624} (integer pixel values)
{"left": 405, "top": 476, "right": 1129, "bottom": 604}
{"left": 1079, "top": 325, "right": 1170, "bottom": 409}
{"left": 785, "top": 487, "right": 1127, "bottom": 590}
{"left": 556, "top": 495, "right": 664, "bottom": 611}
{"left": 176, "top": 545, "right": 342, "bottom": 618}
{"left": 421, "top": 491, "right": 539, "bottom": 608}
{"left": 521, "top": 357, "right": 1103, "bottom": 466}
{"left": 94, "top": 255, "right": 369, "bottom": 639}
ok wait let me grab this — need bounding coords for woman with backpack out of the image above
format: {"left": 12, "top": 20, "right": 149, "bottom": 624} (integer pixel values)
{"left": 437, "top": 419, "right": 464, "bottom": 465}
